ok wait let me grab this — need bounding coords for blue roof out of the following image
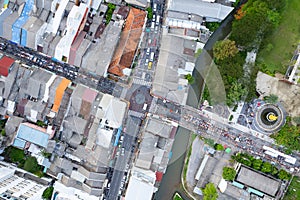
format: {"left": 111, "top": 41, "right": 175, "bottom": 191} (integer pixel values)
{"left": 12, "top": 0, "right": 34, "bottom": 44}
{"left": 232, "top": 181, "right": 244, "bottom": 189}
{"left": 248, "top": 187, "right": 264, "bottom": 197}
{"left": 13, "top": 138, "right": 26, "bottom": 148}
{"left": 16, "top": 124, "right": 49, "bottom": 148}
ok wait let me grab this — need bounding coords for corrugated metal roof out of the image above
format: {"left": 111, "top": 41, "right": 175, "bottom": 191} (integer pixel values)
{"left": 0, "top": 56, "right": 14, "bottom": 77}
{"left": 16, "top": 122, "right": 49, "bottom": 148}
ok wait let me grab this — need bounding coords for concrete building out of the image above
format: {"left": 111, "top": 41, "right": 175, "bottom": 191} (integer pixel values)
{"left": 124, "top": 0, "right": 147, "bottom": 8}
{"left": 167, "top": 0, "right": 234, "bottom": 22}
{"left": 125, "top": 117, "right": 178, "bottom": 199}
{"left": 235, "top": 166, "right": 281, "bottom": 198}
{"left": 0, "top": 161, "right": 50, "bottom": 200}
{"left": 54, "top": 3, "right": 88, "bottom": 62}
{"left": 49, "top": 84, "right": 127, "bottom": 197}
{"left": 81, "top": 22, "right": 122, "bottom": 77}
{"left": 152, "top": 29, "right": 196, "bottom": 105}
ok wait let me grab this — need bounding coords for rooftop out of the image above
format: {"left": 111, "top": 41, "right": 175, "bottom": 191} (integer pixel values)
{"left": 14, "top": 122, "right": 50, "bottom": 148}
{"left": 108, "top": 7, "right": 146, "bottom": 76}
{"left": 125, "top": 176, "right": 154, "bottom": 200}
{"left": 236, "top": 166, "right": 281, "bottom": 197}
{"left": 0, "top": 56, "right": 15, "bottom": 77}
{"left": 167, "top": 0, "right": 234, "bottom": 22}
{"left": 152, "top": 32, "right": 196, "bottom": 105}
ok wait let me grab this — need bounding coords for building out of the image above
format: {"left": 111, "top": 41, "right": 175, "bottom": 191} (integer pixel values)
{"left": 52, "top": 181, "right": 99, "bottom": 200}
{"left": 81, "top": 22, "right": 122, "bottom": 77}
{"left": 167, "top": 0, "right": 234, "bottom": 22}
{"left": 125, "top": 175, "right": 154, "bottom": 200}
{"left": 0, "top": 161, "right": 50, "bottom": 200}
{"left": 125, "top": 117, "right": 178, "bottom": 199}
{"left": 49, "top": 84, "right": 127, "bottom": 197}
{"left": 12, "top": 122, "right": 53, "bottom": 149}
{"left": 0, "top": 56, "right": 15, "bottom": 77}
{"left": 108, "top": 7, "right": 146, "bottom": 77}
{"left": 152, "top": 30, "right": 196, "bottom": 105}
{"left": 235, "top": 166, "right": 281, "bottom": 198}
{"left": 54, "top": 3, "right": 88, "bottom": 62}
{"left": 124, "top": 0, "right": 147, "bottom": 8}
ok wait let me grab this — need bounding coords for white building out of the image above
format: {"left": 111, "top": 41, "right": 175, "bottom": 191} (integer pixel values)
{"left": 55, "top": 3, "right": 88, "bottom": 62}
{"left": 0, "top": 162, "right": 49, "bottom": 200}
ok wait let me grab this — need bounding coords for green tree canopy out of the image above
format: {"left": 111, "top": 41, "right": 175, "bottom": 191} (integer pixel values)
{"left": 214, "top": 144, "right": 224, "bottom": 151}
{"left": 8, "top": 147, "right": 25, "bottom": 163}
{"left": 222, "top": 167, "right": 236, "bottom": 181}
{"left": 42, "top": 186, "right": 54, "bottom": 200}
{"left": 271, "top": 117, "right": 300, "bottom": 151}
{"left": 261, "top": 161, "right": 272, "bottom": 173}
{"left": 264, "top": 94, "right": 278, "bottom": 104}
{"left": 23, "top": 156, "right": 41, "bottom": 173}
{"left": 213, "top": 39, "right": 239, "bottom": 61}
{"left": 203, "top": 183, "right": 218, "bottom": 200}
{"left": 226, "top": 80, "right": 247, "bottom": 107}
{"left": 278, "top": 169, "right": 291, "bottom": 180}
{"left": 230, "top": 0, "right": 279, "bottom": 50}
{"left": 146, "top": 7, "right": 153, "bottom": 19}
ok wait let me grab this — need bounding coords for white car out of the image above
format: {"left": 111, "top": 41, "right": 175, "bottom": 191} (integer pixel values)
{"left": 145, "top": 58, "right": 149, "bottom": 65}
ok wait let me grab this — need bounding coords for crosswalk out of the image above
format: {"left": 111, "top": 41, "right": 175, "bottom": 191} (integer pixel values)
{"left": 132, "top": 78, "right": 152, "bottom": 87}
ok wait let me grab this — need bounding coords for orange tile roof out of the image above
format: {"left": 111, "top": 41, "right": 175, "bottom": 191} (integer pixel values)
{"left": 108, "top": 7, "right": 146, "bottom": 77}
{"left": 52, "top": 78, "right": 71, "bottom": 112}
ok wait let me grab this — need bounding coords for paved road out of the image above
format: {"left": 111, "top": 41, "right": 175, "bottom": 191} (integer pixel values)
{"left": 107, "top": 115, "right": 142, "bottom": 200}
{"left": 132, "top": 0, "right": 164, "bottom": 86}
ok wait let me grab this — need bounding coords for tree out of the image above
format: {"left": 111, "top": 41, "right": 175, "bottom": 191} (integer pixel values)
{"left": 203, "top": 183, "right": 218, "bottom": 200}
{"left": 146, "top": 7, "right": 153, "bottom": 19}
{"left": 8, "top": 147, "right": 25, "bottom": 163}
{"left": 214, "top": 144, "right": 224, "bottom": 151}
{"left": 278, "top": 169, "right": 291, "bottom": 180}
{"left": 42, "top": 186, "right": 54, "bottom": 200}
{"left": 226, "top": 80, "right": 247, "bottom": 107}
{"left": 213, "top": 39, "right": 239, "bottom": 61}
{"left": 230, "top": 1, "right": 270, "bottom": 50}
{"left": 264, "top": 94, "right": 278, "bottom": 104}
{"left": 252, "top": 159, "right": 263, "bottom": 170}
{"left": 222, "top": 167, "right": 236, "bottom": 181}
{"left": 261, "top": 162, "right": 272, "bottom": 173}
{"left": 23, "top": 156, "right": 41, "bottom": 173}
{"left": 271, "top": 118, "right": 300, "bottom": 151}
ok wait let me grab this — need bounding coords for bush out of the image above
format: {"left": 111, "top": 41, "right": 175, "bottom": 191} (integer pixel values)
{"left": 42, "top": 186, "right": 54, "bottom": 200}
{"left": 222, "top": 167, "right": 236, "bottom": 181}
{"left": 214, "top": 144, "right": 224, "bottom": 151}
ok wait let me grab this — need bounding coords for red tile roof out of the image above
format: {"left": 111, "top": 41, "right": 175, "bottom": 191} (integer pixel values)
{"left": 108, "top": 7, "right": 146, "bottom": 77}
{"left": 0, "top": 56, "right": 15, "bottom": 77}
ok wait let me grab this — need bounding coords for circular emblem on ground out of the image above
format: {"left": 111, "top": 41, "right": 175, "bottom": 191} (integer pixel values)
{"left": 255, "top": 103, "right": 286, "bottom": 133}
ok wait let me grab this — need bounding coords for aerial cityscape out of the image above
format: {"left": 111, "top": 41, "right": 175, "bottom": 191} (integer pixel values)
{"left": 0, "top": 0, "right": 299, "bottom": 200}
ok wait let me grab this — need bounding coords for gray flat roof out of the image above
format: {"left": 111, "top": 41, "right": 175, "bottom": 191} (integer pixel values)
{"left": 145, "top": 118, "right": 173, "bottom": 138}
{"left": 168, "top": 0, "right": 233, "bottom": 22}
{"left": 236, "top": 166, "right": 281, "bottom": 197}
{"left": 81, "top": 23, "right": 121, "bottom": 76}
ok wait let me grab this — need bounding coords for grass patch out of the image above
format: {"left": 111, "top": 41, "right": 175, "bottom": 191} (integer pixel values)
{"left": 257, "top": 0, "right": 300, "bottom": 74}
{"left": 183, "top": 133, "right": 197, "bottom": 186}
{"left": 173, "top": 192, "right": 183, "bottom": 200}
{"left": 284, "top": 176, "right": 300, "bottom": 200}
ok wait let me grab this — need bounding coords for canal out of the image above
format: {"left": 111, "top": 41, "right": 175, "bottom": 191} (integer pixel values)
{"left": 153, "top": 1, "right": 247, "bottom": 198}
